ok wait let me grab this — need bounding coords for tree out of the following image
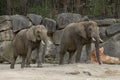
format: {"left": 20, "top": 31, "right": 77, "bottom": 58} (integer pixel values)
{"left": 6, "top": 0, "right": 14, "bottom": 15}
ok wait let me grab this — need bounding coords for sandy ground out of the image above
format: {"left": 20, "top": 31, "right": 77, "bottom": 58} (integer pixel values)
{"left": 0, "top": 63, "right": 120, "bottom": 80}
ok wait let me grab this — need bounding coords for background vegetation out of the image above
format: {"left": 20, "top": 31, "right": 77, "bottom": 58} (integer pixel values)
{"left": 0, "top": 0, "right": 120, "bottom": 18}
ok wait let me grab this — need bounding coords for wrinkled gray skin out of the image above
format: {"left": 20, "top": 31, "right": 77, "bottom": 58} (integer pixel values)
{"left": 10, "top": 25, "right": 48, "bottom": 69}
{"left": 59, "top": 21, "right": 103, "bottom": 65}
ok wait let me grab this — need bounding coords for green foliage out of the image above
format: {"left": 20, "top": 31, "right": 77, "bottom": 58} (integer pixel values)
{"left": 28, "top": 0, "right": 52, "bottom": 18}
{"left": 91, "top": 0, "right": 105, "bottom": 16}
{"left": 0, "top": 0, "right": 7, "bottom": 15}
{"left": 0, "top": 0, "right": 120, "bottom": 18}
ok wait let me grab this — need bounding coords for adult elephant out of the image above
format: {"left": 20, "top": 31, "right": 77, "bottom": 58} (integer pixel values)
{"left": 10, "top": 25, "right": 48, "bottom": 69}
{"left": 59, "top": 21, "right": 103, "bottom": 65}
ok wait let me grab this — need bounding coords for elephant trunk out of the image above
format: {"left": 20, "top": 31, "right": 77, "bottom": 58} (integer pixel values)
{"left": 94, "top": 38, "right": 101, "bottom": 65}
{"left": 42, "top": 38, "right": 48, "bottom": 63}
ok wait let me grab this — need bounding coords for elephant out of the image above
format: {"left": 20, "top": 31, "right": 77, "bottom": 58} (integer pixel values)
{"left": 10, "top": 25, "right": 48, "bottom": 69}
{"left": 59, "top": 21, "right": 103, "bottom": 65}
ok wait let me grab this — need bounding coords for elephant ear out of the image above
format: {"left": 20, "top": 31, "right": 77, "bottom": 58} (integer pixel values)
{"left": 78, "top": 23, "right": 87, "bottom": 39}
{"left": 26, "top": 26, "right": 36, "bottom": 42}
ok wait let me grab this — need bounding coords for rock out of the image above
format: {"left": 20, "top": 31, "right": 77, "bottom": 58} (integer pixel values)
{"left": 102, "top": 33, "right": 120, "bottom": 58}
{"left": 31, "top": 40, "right": 56, "bottom": 63}
{"left": 10, "top": 14, "right": 30, "bottom": 32}
{"left": 0, "top": 17, "right": 14, "bottom": 41}
{"left": 53, "top": 29, "right": 64, "bottom": 45}
{"left": 0, "top": 21, "right": 12, "bottom": 32}
{"left": 0, "top": 15, "right": 10, "bottom": 24}
{"left": 80, "top": 44, "right": 95, "bottom": 63}
{"left": 81, "top": 16, "right": 90, "bottom": 21}
{"left": 27, "top": 14, "right": 43, "bottom": 25}
{"left": 0, "top": 41, "right": 14, "bottom": 63}
{"left": 95, "top": 19, "right": 116, "bottom": 26}
{"left": 57, "top": 13, "right": 81, "bottom": 29}
{"left": 0, "top": 29, "right": 14, "bottom": 41}
{"left": 116, "top": 19, "right": 120, "bottom": 23}
{"left": 99, "top": 27, "right": 108, "bottom": 41}
{"left": 42, "top": 18, "right": 56, "bottom": 33}
{"left": 106, "top": 23, "right": 120, "bottom": 37}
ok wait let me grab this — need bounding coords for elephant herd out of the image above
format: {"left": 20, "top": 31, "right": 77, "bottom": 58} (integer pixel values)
{"left": 10, "top": 20, "right": 103, "bottom": 69}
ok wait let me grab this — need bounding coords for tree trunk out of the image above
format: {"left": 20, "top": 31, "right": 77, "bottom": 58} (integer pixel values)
{"left": 22, "top": 0, "right": 28, "bottom": 16}
{"left": 74, "top": 0, "right": 80, "bottom": 13}
{"left": 6, "top": 0, "right": 14, "bottom": 15}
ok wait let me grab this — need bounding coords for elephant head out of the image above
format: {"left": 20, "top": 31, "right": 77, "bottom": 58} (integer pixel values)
{"left": 82, "top": 21, "right": 103, "bottom": 64}
{"left": 26, "top": 25, "right": 48, "bottom": 43}
{"left": 85, "top": 21, "right": 103, "bottom": 42}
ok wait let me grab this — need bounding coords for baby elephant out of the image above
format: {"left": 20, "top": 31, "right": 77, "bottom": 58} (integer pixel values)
{"left": 10, "top": 25, "right": 48, "bottom": 69}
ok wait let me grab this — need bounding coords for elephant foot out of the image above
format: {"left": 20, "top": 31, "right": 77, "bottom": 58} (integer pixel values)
{"left": 68, "top": 61, "right": 73, "bottom": 64}
{"left": 37, "top": 64, "right": 42, "bottom": 68}
{"left": 75, "top": 60, "right": 80, "bottom": 63}
{"left": 21, "top": 65, "right": 25, "bottom": 68}
{"left": 10, "top": 65, "right": 14, "bottom": 69}
{"left": 21, "top": 64, "right": 25, "bottom": 68}
{"left": 59, "top": 62, "right": 64, "bottom": 65}
{"left": 26, "top": 64, "right": 31, "bottom": 68}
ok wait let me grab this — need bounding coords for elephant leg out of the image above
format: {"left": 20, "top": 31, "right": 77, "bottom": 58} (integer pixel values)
{"left": 75, "top": 45, "right": 83, "bottom": 63}
{"left": 86, "top": 43, "right": 91, "bottom": 63}
{"left": 68, "top": 52, "right": 74, "bottom": 64}
{"left": 59, "top": 47, "right": 66, "bottom": 65}
{"left": 42, "top": 42, "right": 47, "bottom": 63}
{"left": 54, "top": 45, "right": 60, "bottom": 63}
{"left": 10, "top": 53, "right": 18, "bottom": 69}
{"left": 21, "top": 56, "right": 26, "bottom": 68}
{"left": 36, "top": 46, "right": 42, "bottom": 68}
{"left": 26, "top": 47, "right": 32, "bottom": 67}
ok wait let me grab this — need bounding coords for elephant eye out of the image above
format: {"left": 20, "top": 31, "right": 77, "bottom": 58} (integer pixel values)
{"left": 37, "top": 31, "right": 40, "bottom": 33}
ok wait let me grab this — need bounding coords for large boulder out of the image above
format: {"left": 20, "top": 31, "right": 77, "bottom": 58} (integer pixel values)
{"left": 0, "top": 21, "right": 12, "bottom": 32}
{"left": 95, "top": 19, "right": 116, "bottom": 26}
{"left": 0, "top": 30, "right": 14, "bottom": 41}
{"left": 56, "top": 13, "right": 81, "bottom": 29}
{"left": 106, "top": 23, "right": 120, "bottom": 37}
{"left": 99, "top": 23, "right": 120, "bottom": 42}
{"left": 42, "top": 18, "right": 56, "bottom": 33}
{"left": 0, "top": 15, "right": 10, "bottom": 24}
{"left": 99, "top": 27, "right": 108, "bottom": 41}
{"left": 92, "top": 23, "right": 120, "bottom": 60}
{"left": 0, "top": 41, "right": 14, "bottom": 63}
{"left": 53, "top": 29, "right": 64, "bottom": 45}
{"left": 0, "top": 20, "right": 14, "bottom": 42}
{"left": 27, "top": 14, "right": 43, "bottom": 25}
{"left": 102, "top": 33, "right": 120, "bottom": 58}
{"left": 10, "top": 14, "right": 30, "bottom": 32}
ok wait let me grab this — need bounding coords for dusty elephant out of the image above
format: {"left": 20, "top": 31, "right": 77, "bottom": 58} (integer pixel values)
{"left": 10, "top": 25, "right": 48, "bottom": 69}
{"left": 59, "top": 21, "right": 103, "bottom": 65}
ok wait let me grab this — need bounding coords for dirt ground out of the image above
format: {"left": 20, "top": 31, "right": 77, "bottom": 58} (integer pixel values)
{"left": 0, "top": 63, "right": 120, "bottom": 80}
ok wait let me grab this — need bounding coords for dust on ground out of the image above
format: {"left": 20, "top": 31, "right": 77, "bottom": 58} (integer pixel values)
{"left": 0, "top": 63, "right": 120, "bottom": 80}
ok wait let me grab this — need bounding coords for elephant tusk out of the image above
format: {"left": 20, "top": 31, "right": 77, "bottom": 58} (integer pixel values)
{"left": 42, "top": 41, "right": 45, "bottom": 45}
{"left": 99, "top": 38, "right": 103, "bottom": 43}
{"left": 92, "top": 37, "right": 96, "bottom": 41}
